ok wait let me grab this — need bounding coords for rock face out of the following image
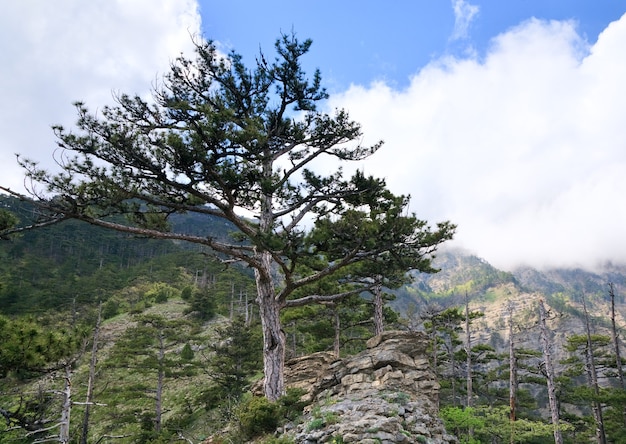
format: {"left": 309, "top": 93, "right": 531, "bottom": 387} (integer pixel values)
{"left": 280, "top": 330, "right": 457, "bottom": 444}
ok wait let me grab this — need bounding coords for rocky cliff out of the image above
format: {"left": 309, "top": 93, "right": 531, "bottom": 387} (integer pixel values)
{"left": 279, "top": 330, "right": 457, "bottom": 444}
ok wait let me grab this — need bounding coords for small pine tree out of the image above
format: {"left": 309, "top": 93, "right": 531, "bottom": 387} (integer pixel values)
{"left": 201, "top": 316, "right": 262, "bottom": 409}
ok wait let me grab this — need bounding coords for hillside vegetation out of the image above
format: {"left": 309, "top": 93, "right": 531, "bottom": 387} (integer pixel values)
{"left": 1, "top": 197, "right": 626, "bottom": 443}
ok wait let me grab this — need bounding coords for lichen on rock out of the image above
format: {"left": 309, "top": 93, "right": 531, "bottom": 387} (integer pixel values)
{"left": 280, "top": 330, "right": 457, "bottom": 444}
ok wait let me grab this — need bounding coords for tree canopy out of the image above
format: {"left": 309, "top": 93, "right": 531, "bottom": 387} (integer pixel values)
{"left": 0, "top": 33, "right": 455, "bottom": 400}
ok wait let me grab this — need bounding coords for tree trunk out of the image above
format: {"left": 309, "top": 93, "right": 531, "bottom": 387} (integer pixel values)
{"left": 465, "top": 292, "right": 473, "bottom": 440}
{"left": 155, "top": 329, "right": 165, "bottom": 433}
{"left": 446, "top": 335, "right": 457, "bottom": 407}
{"left": 243, "top": 289, "right": 251, "bottom": 326}
{"left": 431, "top": 323, "right": 438, "bottom": 375}
{"left": 538, "top": 299, "right": 563, "bottom": 444}
{"left": 255, "top": 251, "right": 285, "bottom": 401}
{"left": 508, "top": 302, "right": 517, "bottom": 444}
{"left": 465, "top": 292, "right": 472, "bottom": 408}
{"left": 582, "top": 293, "right": 607, "bottom": 444}
{"left": 373, "top": 278, "right": 384, "bottom": 336}
{"left": 333, "top": 304, "right": 341, "bottom": 358}
{"left": 608, "top": 283, "right": 626, "bottom": 428}
{"left": 230, "top": 282, "right": 235, "bottom": 320}
{"left": 609, "top": 283, "right": 625, "bottom": 389}
{"left": 80, "top": 303, "right": 102, "bottom": 444}
{"left": 59, "top": 365, "right": 72, "bottom": 444}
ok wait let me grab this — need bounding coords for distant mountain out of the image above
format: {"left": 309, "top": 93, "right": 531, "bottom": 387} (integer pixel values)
{"left": 394, "top": 247, "right": 626, "bottom": 310}
{"left": 393, "top": 247, "right": 626, "bottom": 376}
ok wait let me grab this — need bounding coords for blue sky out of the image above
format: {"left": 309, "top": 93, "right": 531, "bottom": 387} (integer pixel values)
{"left": 198, "top": 0, "right": 625, "bottom": 90}
{"left": 1, "top": 1, "right": 626, "bottom": 271}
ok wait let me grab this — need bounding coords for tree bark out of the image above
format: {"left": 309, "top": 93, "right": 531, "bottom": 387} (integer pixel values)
{"left": 59, "top": 365, "right": 72, "bottom": 444}
{"left": 333, "top": 304, "right": 341, "bottom": 358}
{"left": 608, "top": 283, "right": 626, "bottom": 428}
{"left": 538, "top": 299, "right": 563, "bottom": 444}
{"left": 446, "top": 334, "right": 457, "bottom": 407}
{"left": 373, "top": 278, "right": 384, "bottom": 336}
{"left": 155, "top": 328, "right": 165, "bottom": 433}
{"left": 80, "top": 303, "right": 102, "bottom": 444}
{"left": 581, "top": 293, "right": 607, "bottom": 444}
{"left": 609, "top": 283, "right": 625, "bottom": 389}
{"left": 465, "top": 291, "right": 473, "bottom": 408}
{"left": 508, "top": 302, "right": 517, "bottom": 437}
{"left": 255, "top": 251, "right": 285, "bottom": 401}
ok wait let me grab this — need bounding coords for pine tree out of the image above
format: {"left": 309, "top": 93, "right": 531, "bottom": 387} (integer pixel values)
{"left": 1, "top": 33, "right": 455, "bottom": 400}
{"left": 102, "top": 314, "right": 193, "bottom": 439}
{"left": 200, "top": 316, "right": 262, "bottom": 412}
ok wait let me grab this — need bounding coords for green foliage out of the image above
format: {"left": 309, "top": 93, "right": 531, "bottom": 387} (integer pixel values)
{"left": 306, "top": 405, "right": 340, "bottom": 432}
{"left": 96, "top": 313, "right": 199, "bottom": 438}
{"left": 186, "top": 286, "right": 217, "bottom": 320}
{"left": 1, "top": 31, "right": 456, "bottom": 403}
{"left": 200, "top": 316, "right": 262, "bottom": 410}
{"left": 441, "top": 406, "right": 558, "bottom": 444}
{"left": 101, "top": 298, "right": 120, "bottom": 319}
{"left": 236, "top": 396, "right": 281, "bottom": 439}
{"left": 0, "top": 315, "right": 83, "bottom": 378}
{"left": 0, "top": 315, "right": 87, "bottom": 438}
{"left": 229, "top": 389, "right": 307, "bottom": 440}
{"left": 260, "top": 437, "right": 295, "bottom": 444}
{"left": 0, "top": 208, "right": 18, "bottom": 232}
{"left": 277, "top": 387, "right": 308, "bottom": 421}
{"left": 181, "top": 285, "right": 193, "bottom": 301}
{"left": 145, "top": 282, "right": 179, "bottom": 303}
{"left": 180, "top": 343, "right": 195, "bottom": 361}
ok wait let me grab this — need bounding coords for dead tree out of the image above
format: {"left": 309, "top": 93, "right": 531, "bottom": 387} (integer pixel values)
{"left": 80, "top": 303, "right": 102, "bottom": 444}
{"left": 507, "top": 302, "right": 517, "bottom": 429}
{"left": 465, "top": 291, "right": 473, "bottom": 408}
{"left": 538, "top": 299, "right": 563, "bottom": 444}
{"left": 608, "top": 283, "right": 625, "bottom": 389}
{"left": 581, "top": 293, "right": 607, "bottom": 444}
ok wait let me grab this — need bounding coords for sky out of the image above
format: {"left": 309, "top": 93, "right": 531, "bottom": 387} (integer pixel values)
{"left": 1, "top": 1, "right": 626, "bottom": 272}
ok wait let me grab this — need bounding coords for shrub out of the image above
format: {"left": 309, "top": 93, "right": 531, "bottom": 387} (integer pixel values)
{"left": 102, "top": 299, "right": 119, "bottom": 319}
{"left": 181, "top": 285, "right": 193, "bottom": 301}
{"left": 278, "top": 387, "right": 308, "bottom": 420}
{"left": 306, "top": 417, "right": 324, "bottom": 431}
{"left": 236, "top": 396, "right": 280, "bottom": 438}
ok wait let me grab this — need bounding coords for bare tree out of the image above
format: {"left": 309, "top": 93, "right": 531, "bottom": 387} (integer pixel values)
{"left": 58, "top": 366, "right": 72, "bottom": 444}
{"left": 465, "top": 291, "right": 473, "bottom": 408}
{"left": 608, "top": 283, "right": 625, "bottom": 389}
{"left": 538, "top": 299, "right": 563, "bottom": 444}
{"left": 80, "top": 303, "right": 102, "bottom": 444}
{"left": 581, "top": 293, "right": 607, "bottom": 444}
{"left": 507, "top": 301, "right": 517, "bottom": 432}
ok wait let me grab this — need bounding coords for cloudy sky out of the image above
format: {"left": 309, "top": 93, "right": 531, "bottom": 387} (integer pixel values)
{"left": 1, "top": 1, "right": 625, "bottom": 271}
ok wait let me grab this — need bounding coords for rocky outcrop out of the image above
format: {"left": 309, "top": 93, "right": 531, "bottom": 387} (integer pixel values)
{"left": 280, "top": 330, "right": 457, "bottom": 444}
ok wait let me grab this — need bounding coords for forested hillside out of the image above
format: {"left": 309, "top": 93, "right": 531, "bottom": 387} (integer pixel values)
{"left": 0, "top": 196, "right": 401, "bottom": 443}
{"left": 2, "top": 196, "right": 626, "bottom": 443}
{"left": 396, "top": 250, "right": 626, "bottom": 443}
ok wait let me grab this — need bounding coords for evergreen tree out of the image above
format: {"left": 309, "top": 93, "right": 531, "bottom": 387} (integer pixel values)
{"left": 200, "top": 316, "right": 262, "bottom": 411}
{"left": 0, "top": 315, "right": 84, "bottom": 440}
{"left": 1, "top": 33, "right": 454, "bottom": 400}
{"left": 101, "top": 314, "right": 193, "bottom": 441}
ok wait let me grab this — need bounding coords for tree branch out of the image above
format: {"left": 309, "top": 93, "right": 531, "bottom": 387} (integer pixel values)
{"left": 283, "top": 286, "right": 369, "bottom": 308}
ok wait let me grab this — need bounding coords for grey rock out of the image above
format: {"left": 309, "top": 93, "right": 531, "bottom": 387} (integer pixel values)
{"left": 281, "top": 330, "right": 457, "bottom": 444}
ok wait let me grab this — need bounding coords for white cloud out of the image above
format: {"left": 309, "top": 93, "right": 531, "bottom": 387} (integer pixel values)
{"left": 451, "top": 0, "right": 479, "bottom": 40}
{"left": 3, "top": 3, "right": 626, "bottom": 273}
{"left": 0, "top": 0, "right": 201, "bottom": 193}
{"left": 327, "top": 14, "right": 626, "bottom": 271}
